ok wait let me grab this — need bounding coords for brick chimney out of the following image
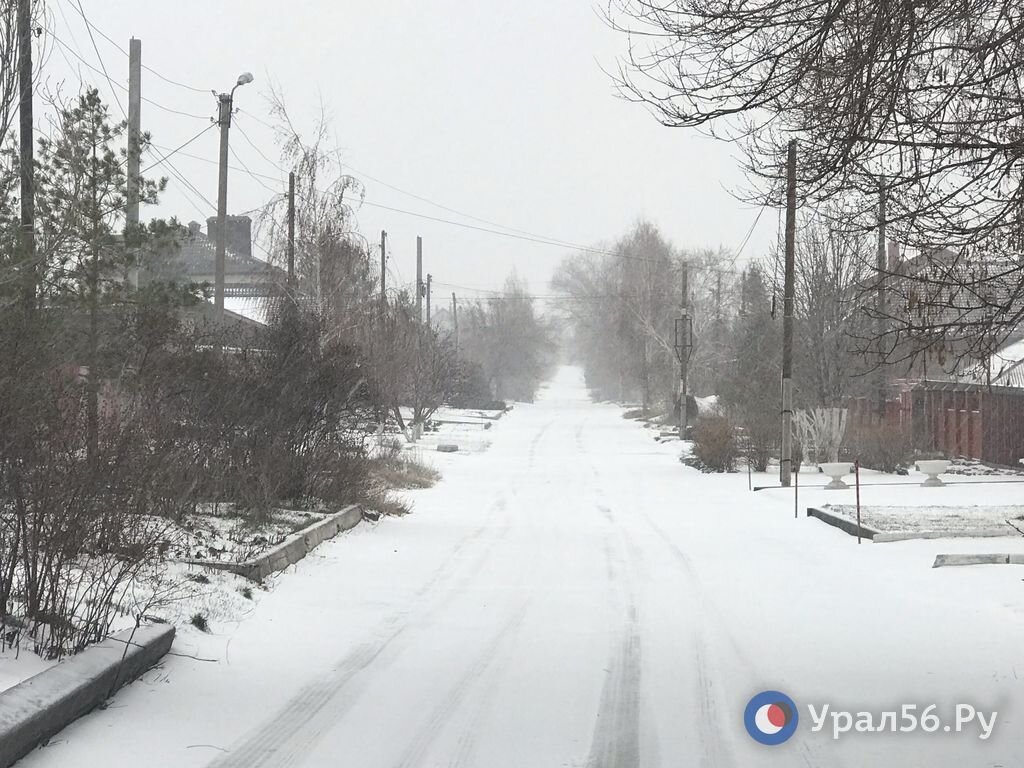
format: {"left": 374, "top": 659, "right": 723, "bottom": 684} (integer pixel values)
{"left": 206, "top": 215, "right": 253, "bottom": 259}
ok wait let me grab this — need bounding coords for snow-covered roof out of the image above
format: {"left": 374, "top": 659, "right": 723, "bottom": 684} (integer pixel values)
{"left": 962, "top": 336, "right": 1024, "bottom": 388}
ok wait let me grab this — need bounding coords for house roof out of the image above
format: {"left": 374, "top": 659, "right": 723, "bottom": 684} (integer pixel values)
{"left": 172, "top": 232, "right": 287, "bottom": 280}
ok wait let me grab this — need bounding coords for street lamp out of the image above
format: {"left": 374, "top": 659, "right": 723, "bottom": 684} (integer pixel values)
{"left": 213, "top": 71, "right": 254, "bottom": 319}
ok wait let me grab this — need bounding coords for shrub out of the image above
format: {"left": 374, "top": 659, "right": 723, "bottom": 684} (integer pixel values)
{"left": 736, "top": 410, "right": 777, "bottom": 472}
{"left": 190, "top": 613, "right": 209, "bottom": 632}
{"left": 693, "top": 416, "right": 737, "bottom": 472}
{"left": 846, "top": 423, "right": 913, "bottom": 474}
{"left": 371, "top": 453, "right": 441, "bottom": 490}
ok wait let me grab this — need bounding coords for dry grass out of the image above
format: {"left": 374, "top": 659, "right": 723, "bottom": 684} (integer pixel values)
{"left": 371, "top": 453, "right": 441, "bottom": 490}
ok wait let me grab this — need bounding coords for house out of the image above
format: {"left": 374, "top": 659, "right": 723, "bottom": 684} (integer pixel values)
{"left": 149, "top": 216, "right": 288, "bottom": 301}
{"left": 844, "top": 243, "right": 1024, "bottom": 466}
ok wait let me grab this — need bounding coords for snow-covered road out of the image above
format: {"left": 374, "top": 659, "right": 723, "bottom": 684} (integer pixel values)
{"left": 19, "top": 367, "right": 1024, "bottom": 767}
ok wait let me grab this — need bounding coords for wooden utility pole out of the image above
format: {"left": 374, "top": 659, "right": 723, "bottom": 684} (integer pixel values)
{"left": 876, "top": 181, "right": 887, "bottom": 420}
{"left": 416, "top": 236, "right": 423, "bottom": 322}
{"left": 425, "top": 273, "right": 432, "bottom": 326}
{"left": 678, "top": 259, "right": 690, "bottom": 439}
{"left": 126, "top": 38, "right": 141, "bottom": 288}
{"left": 17, "top": 0, "right": 35, "bottom": 312}
{"left": 780, "top": 139, "right": 798, "bottom": 487}
{"left": 214, "top": 93, "right": 232, "bottom": 317}
{"left": 286, "top": 171, "right": 295, "bottom": 289}
{"left": 452, "top": 292, "right": 459, "bottom": 355}
{"left": 379, "top": 229, "right": 387, "bottom": 313}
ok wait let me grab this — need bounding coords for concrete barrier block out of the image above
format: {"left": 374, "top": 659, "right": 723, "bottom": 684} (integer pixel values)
{"left": 0, "top": 624, "right": 174, "bottom": 768}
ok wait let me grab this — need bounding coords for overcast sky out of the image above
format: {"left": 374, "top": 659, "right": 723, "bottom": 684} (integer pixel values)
{"left": 44, "top": 0, "right": 776, "bottom": 300}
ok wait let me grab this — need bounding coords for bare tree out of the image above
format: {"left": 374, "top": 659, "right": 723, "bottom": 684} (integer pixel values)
{"left": 790, "top": 209, "right": 874, "bottom": 405}
{"left": 256, "top": 89, "right": 374, "bottom": 342}
{"left": 608, "top": 0, "right": 1024, "bottom": 364}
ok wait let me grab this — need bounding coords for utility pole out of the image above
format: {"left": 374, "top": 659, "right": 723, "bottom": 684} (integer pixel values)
{"left": 214, "top": 93, "right": 232, "bottom": 317}
{"left": 126, "top": 38, "right": 141, "bottom": 289}
{"left": 211, "top": 72, "right": 253, "bottom": 316}
{"left": 425, "top": 273, "right": 432, "bottom": 326}
{"left": 17, "top": 0, "right": 35, "bottom": 313}
{"left": 452, "top": 292, "right": 459, "bottom": 356}
{"left": 780, "top": 139, "right": 798, "bottom": 487}
{"left": 678, "top": 259, "right": 690, "bottom": 439}
{"left": 379, "top": 229, "right": 387, "bottom": 314}
{"left": 416, "top": 236, "right": 423, "bottom": 322}
{"left": 876, "top": 180, "right": 887, "bottom": 421}
{"left": 287, "top": 171, "right": 295, "bottom": 289}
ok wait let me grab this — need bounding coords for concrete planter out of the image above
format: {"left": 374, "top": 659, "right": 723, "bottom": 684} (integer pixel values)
{"left": 818, "top": 462, "right": 854, "bottom": 490}
{"left": 915, "top": 459, "right": 951, "bottom": 487}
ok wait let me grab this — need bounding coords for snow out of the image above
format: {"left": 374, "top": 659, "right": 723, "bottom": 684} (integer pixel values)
{"left": 823, "top": 504, "right": 1023, "bottom": 536}
{"left": 0, "top": 646, "right": 56, "bottom": 695}
{"left": 13, "top": 367, "right": 1024, "bottom": 767}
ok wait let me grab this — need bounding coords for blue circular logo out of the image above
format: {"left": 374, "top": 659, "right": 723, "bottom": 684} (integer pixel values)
{"left": 744, "top": 690, "right": 799, "bottom": 745}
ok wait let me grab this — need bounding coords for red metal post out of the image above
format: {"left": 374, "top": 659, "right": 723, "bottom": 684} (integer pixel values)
{"left": 854, "top": 458, "right": 862, "bottom": 544}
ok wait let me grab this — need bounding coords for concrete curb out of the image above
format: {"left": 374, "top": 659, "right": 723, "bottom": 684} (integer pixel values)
{"left": 0, "top": 624, "right": 174, "bottom": 768}
{"left": 806, "top": 508, "right": 1017, "bottom": 544}
{"left": 875, "top": 529, "right": 1014, "bottom": 543}
{"left": 933, "top": 553, "right": 1024, "bottom": 568}
{"left": 181, "top": 504, "right": 363, "bottom": 581}
{"left": 806, "top": 507, "right": 881, "bottom": 540}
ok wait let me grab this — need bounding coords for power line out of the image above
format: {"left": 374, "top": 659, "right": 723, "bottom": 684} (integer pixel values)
{"left": 236, "top": 108, "right": 276, "bottom": 131}
{"left": 233, "top": 118, "right": 286, "bottom": 178}
{"left": 46, "top": 29, "right": 212, "bottom": 120}
{"left": 63, "top": 0, "right": 209, "bottom": 94}
{"left": 229, "top": 143, "right": 281, "bottom": 196}
{"left": 74, "top": 0, "right": 125, "bottom": 118}
{"left": 94, "top": 123, "right": 217, "bottom": 218}
{"left": 341, "top": 158, "right": 589, "bottom": 248}
{"left": 141, "top": 123, "right": 216, "bottom": 176}
{"left": 733, "top": 205, "right": 767, "bottom": 262}
{"left": 432, "top": 281, "right": 674, "bottom": 301}
{"left": 217, "top": 123, "right": 639, "bottom": 259}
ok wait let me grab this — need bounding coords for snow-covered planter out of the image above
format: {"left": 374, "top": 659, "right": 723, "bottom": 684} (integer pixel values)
{"left": 818, "top": 462, "right": 854, "bottom": 490}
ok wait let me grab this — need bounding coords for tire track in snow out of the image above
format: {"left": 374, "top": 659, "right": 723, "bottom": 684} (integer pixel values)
{"left": 206, "top": 492, "right": 516, "bottom": 768}
{"left": 587, "top": 505, "right": 643, "bottom": 768}
{"left": 390, "top": 598, "right": 532, "bottom": 768}
{"left": 638, "top": 512, "right": 845, "bottom": 768}
{"left": 526, "top": 418, "right": 556, "bottom": 469}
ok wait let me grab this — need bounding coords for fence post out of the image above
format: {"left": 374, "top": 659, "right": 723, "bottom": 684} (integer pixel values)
{"left": 855, "top": 458, "right": 862, "bottom": 544}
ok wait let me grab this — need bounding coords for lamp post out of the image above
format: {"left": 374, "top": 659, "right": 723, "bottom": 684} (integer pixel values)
{"left": 214, "top": 72, "right": 253, "bottom": 318}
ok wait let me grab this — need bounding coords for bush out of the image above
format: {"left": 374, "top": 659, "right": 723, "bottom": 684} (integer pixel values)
{"left": 736, "top": 410, "right": 777, "bottom": 472}
{"left": 846, "top": 423, "right": 912, "bottom": 474}
{"left": 693, "top": 416, "right": 737, "bottom": 472}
